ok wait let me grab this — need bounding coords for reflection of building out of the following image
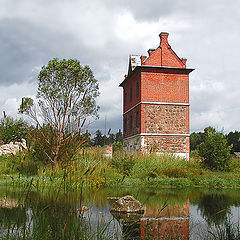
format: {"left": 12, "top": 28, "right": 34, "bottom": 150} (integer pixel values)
{"left": 119, "top": 33, "right": 194, "bottom": 159}
{"left": 141, "top": 201, "right": 189, "bottom": 240}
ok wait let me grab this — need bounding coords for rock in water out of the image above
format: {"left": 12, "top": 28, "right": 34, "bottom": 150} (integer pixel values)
{"left": 110, "top": 195, "right": 145, "bottom": 213}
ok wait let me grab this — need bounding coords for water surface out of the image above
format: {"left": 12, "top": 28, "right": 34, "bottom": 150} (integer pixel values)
{"left": 0, "top": 186, "right": 240, "bottom": 239}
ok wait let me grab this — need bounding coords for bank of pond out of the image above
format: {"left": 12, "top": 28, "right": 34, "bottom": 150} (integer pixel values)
{"left": 1, "top": 147, "right": 240, "bottom": 189}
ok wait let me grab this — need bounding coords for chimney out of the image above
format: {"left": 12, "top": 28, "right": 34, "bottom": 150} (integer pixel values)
{"left": 181, "top": 58, "right": 187, "bottom": 67}
{"left": 159, "top": 32, "right": 169, "bottom": 46}
{"left": 147, "top": 49, "right": 155, "bottom": 57}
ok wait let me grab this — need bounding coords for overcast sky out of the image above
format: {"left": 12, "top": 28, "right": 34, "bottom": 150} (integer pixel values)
{"left": 0, "top": 0, "right": 240, "bottom": 135}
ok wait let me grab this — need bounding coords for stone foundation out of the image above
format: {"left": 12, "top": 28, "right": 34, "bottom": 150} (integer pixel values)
{"left": 123, "top": 135, "right": 189, "bottom": 160}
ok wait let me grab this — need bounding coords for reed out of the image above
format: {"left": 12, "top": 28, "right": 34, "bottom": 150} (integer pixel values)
{"left": 1, "top": 147, "right": 240, "bottom": 190}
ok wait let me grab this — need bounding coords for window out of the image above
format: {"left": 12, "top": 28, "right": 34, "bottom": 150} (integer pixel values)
{"left": 136, "top": 111, "right": 139, "bottom": 127}
{"left": 124, "top": 92, "right": 127, "bottom": 106}
{"left": 136, "top": 82, "right": 139, "bottom": 97}
{"left": 130, "top": 88, "right": 132, "bottom": 102}
{"left": 130, "top": 115, "right": 133, "bottom": 129}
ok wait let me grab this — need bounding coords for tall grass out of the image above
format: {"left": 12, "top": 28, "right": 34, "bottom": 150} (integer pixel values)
{"left": 1, "top": 147, "right": 240, "bottom": 190}
{"left": 204, "top": 218, "right": 240, "bottom": 240}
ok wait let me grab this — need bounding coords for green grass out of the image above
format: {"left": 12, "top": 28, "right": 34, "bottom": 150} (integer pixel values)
{"left": 1, "top": 148, "right": 240, "bottom": 190}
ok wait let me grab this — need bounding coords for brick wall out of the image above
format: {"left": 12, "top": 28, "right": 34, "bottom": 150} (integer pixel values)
{"left": 143, "top": 32, "right": 186, "bottom": 69}
{"left": 123, "top": 70, "right": 141, "bottom": 113}
{"left": 141, "top": 69, "right": 189, "bottom": 103}
{"left": 123, "top": 104, "right": 141, "bottom": 138}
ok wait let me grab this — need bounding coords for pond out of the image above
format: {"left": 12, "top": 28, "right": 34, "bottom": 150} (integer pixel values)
{"left": 0, "top": 186, "right": 240, "bottom": 239}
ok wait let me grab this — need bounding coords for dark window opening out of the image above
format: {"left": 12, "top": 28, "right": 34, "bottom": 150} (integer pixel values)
{"left": 136, "top": 111, "right": 139, "bottom": 127}
{"left": 130, "top": 115, "right": 133, "bottom": 129}
{"left": 124, "top": 118, "right": 127, "bottom": 133}
{"left": 130, "top": 88, "right": 132, "bottom": 102}
{"left": 136, "top": 82, "right": 139, "bottom": 97}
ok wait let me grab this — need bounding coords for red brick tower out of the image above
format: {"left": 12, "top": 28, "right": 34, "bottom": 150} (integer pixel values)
{"left": 119, "top": 32, "right": 194, "bottom": 159}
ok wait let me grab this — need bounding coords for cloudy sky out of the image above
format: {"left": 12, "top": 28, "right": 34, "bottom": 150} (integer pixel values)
{"left": 0, "top": 0, "right": 240, "bottom": 135}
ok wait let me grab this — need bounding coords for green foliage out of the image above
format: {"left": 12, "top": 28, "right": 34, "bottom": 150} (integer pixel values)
{"left": 92, "top": 130, "right": 104, "bottom": 146}
{"left": 198, "top": 127, "right": 232, "bottom": 171}
{"left": 229, "top": 157, "right": 240, "bottom": 173}
{"left": 111, "top": 153, "right": 135, "bottom": 176}
{"left": 0, "top": 152, "right": 40, "bottom": 176}
{"left": 92, "top": 129, "right": 123, "bottom": 147}
{"left": 112, "top": 141, "right": 123, "bottom": 152}
{"left": 19, "top": 58, "right": 100, "bottom": 165}
{"left": 227, "top": 131, "right": 240, "bottom": 153}
{"left": 190, "top": 131, "right": 204, "bottom": 151}
{"left": 0, "top": 116, "right": 28, "bottom": 144}
{"left": 131, "top": 154, "right": 191, "bottom": 179}
{"left": 18, "top": 97, "right": 33, "bottom": 115}
{"left": 197, "top": 193, "right": 231, "bottom": 225}
{"left": 115, "top": 129, "right": 123, "bottom": 143}
{"left": 37, "top": 58, "right": 99, "bottom": 119}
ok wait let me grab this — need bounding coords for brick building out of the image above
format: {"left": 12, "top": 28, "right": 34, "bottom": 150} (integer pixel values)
{"left": 119, "top": 32, "right": 194, "bottom": 159}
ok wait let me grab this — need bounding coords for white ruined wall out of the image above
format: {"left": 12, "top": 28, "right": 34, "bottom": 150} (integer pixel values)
{"left": 0, "top": 139, "right": 27, "bottom": 156}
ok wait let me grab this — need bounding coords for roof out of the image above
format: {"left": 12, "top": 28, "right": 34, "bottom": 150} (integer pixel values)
{"left": 119, "top": 65, "right": 194, "bottom": 87}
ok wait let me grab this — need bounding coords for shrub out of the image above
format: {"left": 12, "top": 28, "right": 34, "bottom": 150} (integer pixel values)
{"left": 0, "top": 117, "right": 28, "bottom": 144}
{"left": 198, "top": 127, "right": 232, "bottom": 171}
{"left": 112, "top": 141, "right": 123, "bottom": 152}
{"left": 112, "top": 153, "right": 135, "bottom": 176}
{"left": 0, "top": 152, "right": 40, "bottom": 176}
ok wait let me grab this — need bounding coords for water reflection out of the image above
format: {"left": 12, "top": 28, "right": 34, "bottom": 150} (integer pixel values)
{"left": 0, "top": 187, "right": 240, "bottom": 239}
{"left": 141, "top": 201, "right": 189, "bottom": 239}
{"left": 197, "top": 193, "right": 231, "bottom": 226}
{"left": 110, "top": 198, "right": 190, "bottom": 239}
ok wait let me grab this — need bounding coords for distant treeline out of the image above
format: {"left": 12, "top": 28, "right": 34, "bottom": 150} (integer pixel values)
{"left": 190, "top": 130, "right": 240, "bottom": 153}
{"left": 90, "top": 129, "right": 123, "bottom": 146}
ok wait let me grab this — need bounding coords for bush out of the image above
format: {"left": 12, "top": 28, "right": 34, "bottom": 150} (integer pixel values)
{"left": 198, "top": 127, "right": 231, "bottom": 171}
{"left": 0, "top": 117, "right": 28, "bottom": 144}
{"left": 112, "top": 153, "right": 135, "bottom": 176}
{"left": 0, "top": 152, "right": 40, "bottom": 176}
{"left": 112, "top": 141, "right": 123, "bottom": 152}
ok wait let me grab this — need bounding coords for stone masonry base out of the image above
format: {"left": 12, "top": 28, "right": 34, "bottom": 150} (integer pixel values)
{"left": 123, "top": 135, "right": 189, "bottom": 160}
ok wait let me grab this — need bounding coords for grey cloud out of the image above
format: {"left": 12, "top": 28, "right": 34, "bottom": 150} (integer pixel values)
{"left": 1, "top": 0, "right": 240, "bottom": 133}
{"left": 0, "top": 19, "right": 44, "bottom": 85}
